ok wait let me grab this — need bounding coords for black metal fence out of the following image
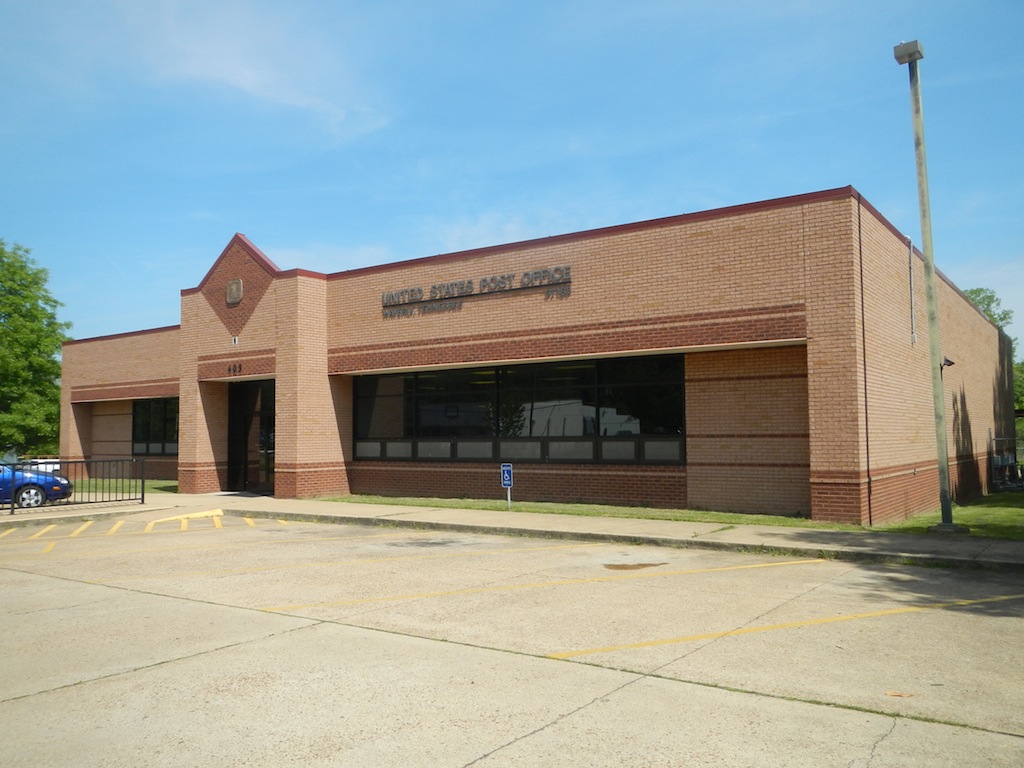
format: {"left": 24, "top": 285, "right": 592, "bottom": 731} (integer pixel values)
{"left": 4, "top": 459, "right": 146, "bottom": 514}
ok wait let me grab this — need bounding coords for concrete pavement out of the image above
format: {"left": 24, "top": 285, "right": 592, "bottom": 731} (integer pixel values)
{"left": 4, "top": 491, "right": 1024, "bottom": 572}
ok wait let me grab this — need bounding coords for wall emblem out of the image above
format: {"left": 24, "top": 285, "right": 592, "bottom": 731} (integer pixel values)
{"left": 226, "top": 278, "right": 244, "bottom": 306}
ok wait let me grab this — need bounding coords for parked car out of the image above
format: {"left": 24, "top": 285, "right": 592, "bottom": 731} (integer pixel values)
{"left": 0, "top": 461, "right": 74, "bottom": 509}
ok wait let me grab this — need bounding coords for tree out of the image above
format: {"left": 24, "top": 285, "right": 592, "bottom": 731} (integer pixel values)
{"left": 964, "top": 287, "right": 1015, "bottom": 341}
{"left": 1016, "top": 360, "right": 1024, "bottom": 411}
{"left": 0, "top": 240, "right": 72, "bottom": 455}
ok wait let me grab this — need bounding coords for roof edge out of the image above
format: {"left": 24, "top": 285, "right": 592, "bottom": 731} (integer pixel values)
{"left": 183, "top": 233, "right": 283, "bottom": 296}
{"left": 327, "top": 186, "right": 859, "bottom": 281}
{"left": 63, "top": 324, "right": 181, "bottom": 347}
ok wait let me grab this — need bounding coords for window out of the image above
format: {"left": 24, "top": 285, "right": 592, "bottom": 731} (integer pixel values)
{"left": 354, "top": 355, "right": 684, "bottom": 464}
{"left": 132, "top": 399, "right": 179, "bottom": 456}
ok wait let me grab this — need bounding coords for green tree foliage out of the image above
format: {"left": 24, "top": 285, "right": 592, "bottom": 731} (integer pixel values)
{"left": 0, "top": 240, "right": 71, "bottom": 454}
{"left": 964, "top": 287, "right": 1015, "bottom": 339}
{"left": 964, "top": 287, "right": 1021, "bottom": 408}
{"left": 1016, "top": 360, "right": 1024, "bottom": 411}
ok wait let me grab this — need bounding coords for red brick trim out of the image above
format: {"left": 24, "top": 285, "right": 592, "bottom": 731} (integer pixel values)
{"left": 329, "top": 305, "right": 806, "bottom": 373}
{"left": 198, "top": 348, "right": 277, "bottom": 362}
{"left": 350, "top": 462, "right": 686, "bottom": 508}
{"left": 688, "top": 433, "right": 810, "bottom": 439}
{"left": 70, "top": 378, "right": 180, "bottom": 403}
{"left": 686, "top": 374, "right": 808, "bottom": 383}
{"left": 184, "top": 234, "right": 282, "bottom": 295}
{"left": 196, "top": 356, "right": 274, "bottom": 382}
{"left": 691, "top": 462, "right": 810, "bottom": 469}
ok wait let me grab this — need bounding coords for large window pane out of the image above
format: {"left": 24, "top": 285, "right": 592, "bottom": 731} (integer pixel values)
{"left": 132, "top": 398, "right": 180, "bottom": 456}
{"left": 416, "top": 394, "right": 494, "bottom": 438}
{"left": 351, "top": 354, "right": 683, "bottom": 465}
{"left": 600, "top": 384, "right": 683, "bottom": 436}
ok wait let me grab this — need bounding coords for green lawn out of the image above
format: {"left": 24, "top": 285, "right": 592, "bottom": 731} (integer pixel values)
{"left": 145, "top": 480, "right": 180, "bottom": 494}
{"left": 877, "top": 491, "right": 1024, "bottom": 541}
{"left": 321, "top": 494, "right": 866, "bottom": 530}
{"left": 324, "top": 491, "right": 1024, "bottom": 540}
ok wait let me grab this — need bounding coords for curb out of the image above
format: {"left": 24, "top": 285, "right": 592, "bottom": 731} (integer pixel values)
{"left": 224, "top": 509, "right": 1024, "bottom": 574}
{"left": 0, "top": 503, "right": 176, "bottom": 529}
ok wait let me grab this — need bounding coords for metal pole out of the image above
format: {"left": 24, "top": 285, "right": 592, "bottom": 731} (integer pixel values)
{"left": 894, "top": 41, "right": 966, "bottom": 532}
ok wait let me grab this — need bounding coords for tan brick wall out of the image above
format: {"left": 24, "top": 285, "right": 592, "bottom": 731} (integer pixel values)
{"left": 178, "top": 238, "right": 284, "bottom": 493}
{"left": 90, "top": 401, "right": 131, "bottom": 459}
{"left": 326, "top": 202, "right": 812, "bottom": 372}
{"left": 60, "top": 327, "right": 179, "bottom": 463}
{"left": 686, "top": 346, "right": 810, "bottom": 516}
{"left": 815, "top": 197, "right": 1014, "bottom": 524}
{"left": 58, "top": 189, "right": 1012, "bottom": 522}
{"left": 275, "top": 274, "right": 350, "bottom": 498}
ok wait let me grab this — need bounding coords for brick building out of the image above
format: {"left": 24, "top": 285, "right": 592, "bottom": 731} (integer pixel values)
{"left": 60, "top": 187, "right": 1016, "bottom": 524}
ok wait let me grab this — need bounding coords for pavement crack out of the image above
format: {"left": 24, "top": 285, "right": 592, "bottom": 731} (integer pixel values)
{"left": 460, "top": 673, "right": 648, "bottom": 767}
{"left": 0, "top": 621, "right": 323, "bottom": 705}
{"left": 859, "top": 717, "right": 898, "bottom": 767}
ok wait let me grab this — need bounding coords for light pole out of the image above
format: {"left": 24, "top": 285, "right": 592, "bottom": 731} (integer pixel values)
{"left": 893, "top": 40, "right": 967, "bottom": 532}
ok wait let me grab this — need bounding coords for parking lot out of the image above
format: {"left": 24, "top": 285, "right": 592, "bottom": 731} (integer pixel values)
{"left": 2, "top": 509, "right": 1023, "bottom": 766}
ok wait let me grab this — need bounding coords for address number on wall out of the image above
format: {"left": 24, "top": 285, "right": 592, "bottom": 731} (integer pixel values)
{"left": 227, "top": 364, "right": 243, "bottom": 375}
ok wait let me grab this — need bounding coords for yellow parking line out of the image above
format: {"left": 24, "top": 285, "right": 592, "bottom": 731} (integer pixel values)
{"left": 549, "top": 593, "right": 1024, "bottom": 659}
{"left": 28, "top": 524, "right": 57, "bottom": 540}
{"left": 244, "top": 518, "right": 256, "bottom": 527}
{"left": 266, "top": 558, "right": 824, "bottom": 612}
{"left": 69, "top": 521, "right": 94, "bottom": 537}
{"left": 277, "top": 520, "right": 289, "bottom": 525}
{"left": 107, "top": 520, "right": 125, "bottom": 535}
{"left": 42, "top": 541, "right": 57, "bottom": 554}
{"left": 144, "top": 510, "right": 223, "bottom": 533}
{"left": 213, "top": 516, "right": 223, "bottom": 529}
{"left": 0, "top": 528, "right": 15, "bottom": 539}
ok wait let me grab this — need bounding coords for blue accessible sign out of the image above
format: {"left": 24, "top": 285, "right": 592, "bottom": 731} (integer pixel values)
{"left": 501, "top": 463, "right": 513, "bottom": 488}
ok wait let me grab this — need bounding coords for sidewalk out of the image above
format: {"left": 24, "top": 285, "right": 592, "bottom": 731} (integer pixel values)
{"left": 4, "top": 493, "right": 1024, "bottom": 572}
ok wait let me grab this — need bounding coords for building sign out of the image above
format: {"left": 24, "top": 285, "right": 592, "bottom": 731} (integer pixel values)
{"left": 381, "top": 265, "right": 571, "bottom": 319}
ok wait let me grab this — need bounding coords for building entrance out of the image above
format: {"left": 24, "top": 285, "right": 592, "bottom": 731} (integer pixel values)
{"left": 227, "top": 380, "right": 275, "bottom": 494}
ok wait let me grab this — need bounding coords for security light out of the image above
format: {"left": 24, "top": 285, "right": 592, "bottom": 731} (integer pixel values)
{"left": 894, "top": 40, "right": 924, "bottom": 65}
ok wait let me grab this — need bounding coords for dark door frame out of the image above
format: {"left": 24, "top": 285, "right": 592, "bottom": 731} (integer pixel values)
{"left": 227, "top": 380, "right": 275, "bottom": 494}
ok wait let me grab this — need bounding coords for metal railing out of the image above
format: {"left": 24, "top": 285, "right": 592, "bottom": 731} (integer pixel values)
{"left": 991, "top": 438, "right": 1021, "bottom": 491}
{"left": 4, "top": 459, "right": 146, "bottom": 514}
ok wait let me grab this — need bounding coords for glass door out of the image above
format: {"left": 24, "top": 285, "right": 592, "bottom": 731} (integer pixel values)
{"left": 227, "top": 380, "right": 275, "bottom": 494}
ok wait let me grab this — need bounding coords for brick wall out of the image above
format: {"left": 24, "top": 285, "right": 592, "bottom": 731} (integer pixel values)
{"left": 58, "top": 188, "right": 1012, "bottom": 524}
{"left": 60, "top": 326, "right": 180, "bottom": 464}
{"left": 686, "top": 346, "right": 810, "bottom": 516}
{"left": 349, "top": 463, "right": 687, "bottom": 508}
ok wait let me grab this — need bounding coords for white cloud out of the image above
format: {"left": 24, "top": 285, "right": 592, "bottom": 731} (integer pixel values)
{"left": 45, "top": 0, "right": 388, "bottom": 140}
{"left": 427, "top": 212, "right": 550, "bottom": 255}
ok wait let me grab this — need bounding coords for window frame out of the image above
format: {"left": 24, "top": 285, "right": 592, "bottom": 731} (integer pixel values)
{"left": 132, "top": 398, "right": 179, "bottom": 456}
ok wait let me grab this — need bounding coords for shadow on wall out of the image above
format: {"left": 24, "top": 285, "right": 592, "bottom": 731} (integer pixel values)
{"left": 991, "top": 332, "right": 1018, "bottom": 487}
{"left": 952, "top": 385, "right": 981, "bottom": 501}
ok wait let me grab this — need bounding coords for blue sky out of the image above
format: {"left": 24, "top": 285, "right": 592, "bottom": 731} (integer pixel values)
{"left": 2, "top": 1, "right": 1022, "bottom": 351}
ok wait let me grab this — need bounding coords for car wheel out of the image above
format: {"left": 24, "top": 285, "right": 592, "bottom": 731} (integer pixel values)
{"left": 16, "top": 486, "right": 45, "bottom": 509}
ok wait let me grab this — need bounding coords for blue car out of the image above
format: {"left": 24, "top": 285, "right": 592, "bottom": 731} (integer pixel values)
{"left": 1, "top": 462, "right": 74, "bottom": 509}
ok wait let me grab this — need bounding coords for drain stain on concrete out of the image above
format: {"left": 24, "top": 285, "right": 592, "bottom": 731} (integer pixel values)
{"left": 603, "top": 562, "right": 668, "bottom": 570}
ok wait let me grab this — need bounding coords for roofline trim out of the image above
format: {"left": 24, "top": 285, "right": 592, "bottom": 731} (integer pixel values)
{"left": 326, "top": 186, "right": 860, "bottom": 281}
{"left": 63, "top": 324, "right": 181, "bottom": 347}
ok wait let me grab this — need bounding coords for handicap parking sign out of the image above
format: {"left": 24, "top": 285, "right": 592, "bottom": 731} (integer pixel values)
{"left": 500, "top": 463, "right": 513, "bottom": 488}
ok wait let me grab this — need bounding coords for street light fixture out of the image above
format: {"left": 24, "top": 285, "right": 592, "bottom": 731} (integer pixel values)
{"left": 893, "top": 40, "right": 968, "bottom": 533}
